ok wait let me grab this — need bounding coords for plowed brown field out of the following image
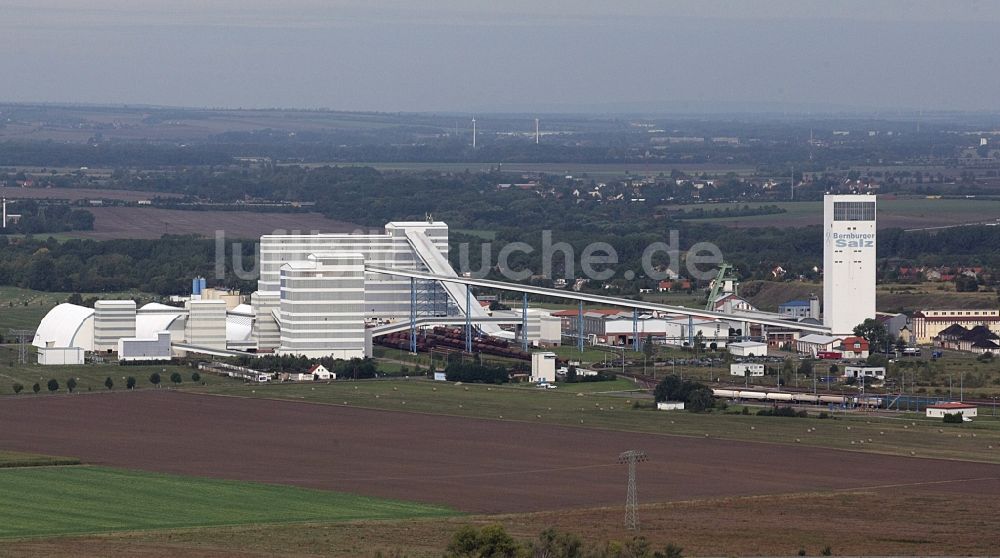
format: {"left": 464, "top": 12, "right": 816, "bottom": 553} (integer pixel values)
{"left": 1, "top": 391, "right": 997, "bottom": 514}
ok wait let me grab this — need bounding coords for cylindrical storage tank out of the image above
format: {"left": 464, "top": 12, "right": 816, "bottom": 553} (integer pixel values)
{"left": 740, "top": 391, "right": 767, "bottom": 400}
{"left": 192, "top": 278, "right": 202, "bottom": 296}
{"left": 796, "top": 394, "right": 820, "bottom": 404}
{"left": 199, "top": 277, "right": 207, "bottom": 293}
{"left": 768, "top": 392, "right": 794, "bottom": 402}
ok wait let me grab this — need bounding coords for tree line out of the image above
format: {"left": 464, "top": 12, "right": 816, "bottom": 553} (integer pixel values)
{"left": 0, "top": 200, "right": 94, "bottom": 235}
{"left": 0, "top": 235, "right": 255, "bottom": 294}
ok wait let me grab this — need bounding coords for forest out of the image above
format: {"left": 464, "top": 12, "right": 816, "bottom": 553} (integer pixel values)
{"left": 0, "top": 236, "right": 255, "bottom": 294}
{"left": 1, "top": 152, "right": 998, "bottom": 296}
{"left": 0, "top": 200, "right": 94, "bottom": 235}
{"left": 1, "top": 219, "right": 996, "bottom": 297}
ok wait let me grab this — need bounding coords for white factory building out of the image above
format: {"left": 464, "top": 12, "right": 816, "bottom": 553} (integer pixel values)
{"left": 277, "top": 253, "right": 368, "bottom": 359}
{"left": 730, "top": 363, "right": 765, "bottom": 377}
{"left": 32, "top": 221, "right": 495, "bottom": 364}
{"left": 823, "top": 194, "right": 877, "bottom": 335}
{"left": 33, "top": 212, "right": 854, "bottom": 365}
{"left": 728, "top": 340, "right": 768, "bottom": 357}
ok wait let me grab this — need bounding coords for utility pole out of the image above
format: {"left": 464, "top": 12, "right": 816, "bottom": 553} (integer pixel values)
{"left": 618, "top": 450, "right": 647, "bottom": 531}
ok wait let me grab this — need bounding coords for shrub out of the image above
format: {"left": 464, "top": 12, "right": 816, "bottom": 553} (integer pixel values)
{"left": 149, "top": 372, "right": 161, "bottom": 386}
{"left": 126, "top": 376, "right": 136, "bottom": 389}
{"left": 12, "top": 383, "right": 23, "bottom": 395}
{"left": 105, "top": 377, "right": 114, "bottom": 390}
{"left": 686, "top": 387, "right": 715, "bottom": 412}
{"left": 534, "top": 528, "right": 583, "bottom": 558}
{"left": 170, "top": 372, "right": 182, "bottom": 385}
{"left": 942, "top": 412, "right": 964, "bottom": 424}
{"left": 444, "top": 362, "right": 510, "bottom": 384}
{"left": 47, "top": 379, "right": 59, "bottom": 393}
{"left": 818, "top": 411, "right": 830, "bottom": 419}
{"left": 661, "top": 543, "right": 684, "bottom": 558}
{"left": 191, "top": 372, "right": 201, "bottom": 382}
{"left": 757, "top": 406, "right": 802, "bottom": 418}
{"left": 32, "top": 383, "right": 40, "bottom": 394}
{"left": 67, "top": 378, "right": 77, "bottom": 393}
{"left": 446, "top": 524, "right": 520, "bottom": 557}
{"left": 654, "top": 375, "right": 714, "bottom": 412}
{"left": 820, "top": 545, "right": 832, "bottom": 556}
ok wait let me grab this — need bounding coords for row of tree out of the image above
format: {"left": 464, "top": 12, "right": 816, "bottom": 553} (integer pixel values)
{"left": 234, "top": 355, "right": 379, "bottom": 380}
{"left": 445, "top": 524, "right": 685, "bottom": 558}
{"left": 11, "top": 371, "right": 201, "bottom": 394}
{"left": 444, "top": 361, "right": 511, "bottom": 384}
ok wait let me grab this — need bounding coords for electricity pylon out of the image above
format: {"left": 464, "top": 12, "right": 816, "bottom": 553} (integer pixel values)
{"left": 618, "top": 449, "right": 647, "bottom": 530}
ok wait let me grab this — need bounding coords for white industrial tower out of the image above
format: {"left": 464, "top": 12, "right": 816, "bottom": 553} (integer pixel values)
{"left": 534, "top": 118, "right": 539, "bottom": 144}
{"left": 823, "top": 194, "right": 877, "bottom": 335}
{"left": 471, "top": 117, "right": 477, "bottom": 148}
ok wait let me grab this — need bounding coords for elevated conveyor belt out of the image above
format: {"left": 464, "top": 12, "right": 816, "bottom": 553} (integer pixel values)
{"left": 403, "top": 228, "right": 502, "bottom": 334}
{"left": 370, "top": 316, "right": 521, "bottom": 337}
{"left": 365, "top": 265, "right": 833, "bottom": 334}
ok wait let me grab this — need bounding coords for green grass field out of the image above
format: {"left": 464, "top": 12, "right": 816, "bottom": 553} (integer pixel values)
{"left": 0, "top": 466, "right": 457, "bottom": 539}
{"left": 0, "top": 287, "right": 149, "bottom": 331}
{"left": 0, "top": 346, "right": 244, "bottom": 394}
{"left": 197, "top": 378, "right": 1000, "bottom": 463}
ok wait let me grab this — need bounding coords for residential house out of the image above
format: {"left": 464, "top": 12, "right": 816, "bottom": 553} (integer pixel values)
{"left": 839, "top": 336, "right": 870, "bottom": 359}
{"left": 796, "top": 334, "right": 844, "bottom": 356}
{"left": 711, "top": 293, "right": 757, "bottom": 314}
{"left": 289, "top": 364, "right": 335, "bottom": 381}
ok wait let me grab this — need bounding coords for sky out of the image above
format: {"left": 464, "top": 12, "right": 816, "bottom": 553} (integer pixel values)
{"left": 2, "top": 0, "right": 1000, "bottom": 113}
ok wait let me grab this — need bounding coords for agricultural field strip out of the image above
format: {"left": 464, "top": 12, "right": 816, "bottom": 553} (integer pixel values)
{"left": 5, "top": 488, "right": 995, "bottom": 557}
{"left": 193, "top": 380, "right": 1000, "bottom": 464}
{"left": 3, "top": 390, "right": 1000, "bottom": 516}
{"left": 0, "top": 466, "right": 457, "bottom": 539}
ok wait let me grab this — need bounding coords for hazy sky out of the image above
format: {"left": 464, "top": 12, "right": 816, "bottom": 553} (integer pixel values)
{"left": 3, "top": 1, "right": 1000, "bottom": 113}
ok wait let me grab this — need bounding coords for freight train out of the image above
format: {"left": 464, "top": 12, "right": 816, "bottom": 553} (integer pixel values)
{"left": 377, "top": 327, "right": 531, "bottom": 361}
{"left": 712, "top": 388, "right": 884, "bottom": 408}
